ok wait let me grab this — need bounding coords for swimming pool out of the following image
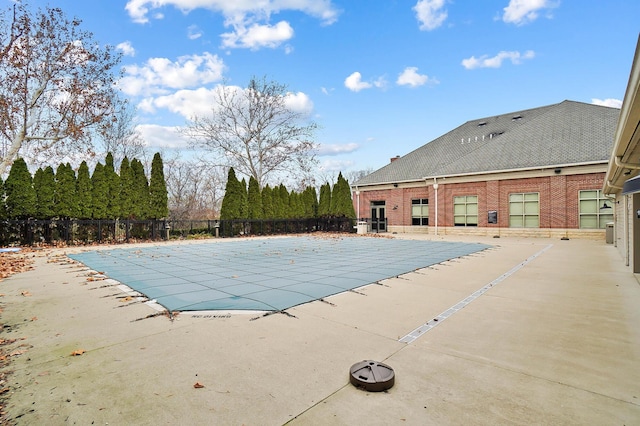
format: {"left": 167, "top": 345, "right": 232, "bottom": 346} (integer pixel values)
{"left": 68, "top": 236, "right": 490, "bottom": 312}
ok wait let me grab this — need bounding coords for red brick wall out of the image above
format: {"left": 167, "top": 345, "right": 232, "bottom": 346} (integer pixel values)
{"left": 353, "top": 172, "right": 606, "bottom": 229}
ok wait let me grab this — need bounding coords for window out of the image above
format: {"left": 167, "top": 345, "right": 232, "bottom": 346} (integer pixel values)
{"left": 509, "top": 192, "right": 539, "bottom": 228}
{"left": 453, "top": 196, "right": 478, "bottom": 226}
{"left": 579, "top": 190, "right": 613, "bottom": 229}
{"left": 411, "top": 198, "right": 429, "bottom": 225}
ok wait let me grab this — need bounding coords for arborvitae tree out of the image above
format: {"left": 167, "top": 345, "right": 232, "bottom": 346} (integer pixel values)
{"left": 91, "top": 163, "right": 108, "bottom": 219}
{"left": 330, "top": 172, "right": 356, "bottom": 218}
{"left": 118, "top": 157, "right": 134, "bottom": 219}
{"left": 239, "top": 178, "right": 248, "bottom": 218}
{"left": 288, "top": 191, "right": 298, "bottom": 218}
{"left": 220, "top": 168, "right": 244, "bottom": 220}
{"left": 302, "top": 186, "right": 318, "bottom": 219}
{"left": 55, "top": 163, "right": 78, "bottom": 219}
{"left": 0, "top": 177, "right": 6, "bottom": 219}
{"left": 149, "top": 152, "right": 168, "bottom": 219}
{"left": 261, "top": 184, "right": 274, "bottom": 219}
{"left": 104, "top": 153, "right": 121, "bottom": 219}
{"left": 5, "top": 158, "right": 36, "bottom": 219}
{"left": 318, "top": 182, "right": 331, "bottom": 217}
{"left": 33, "top": 168, "right": 44, "bottom": 216}
{"left": 271, "top": 184, "right": 284, "bottom": 218}
{"left": 247, "top": 176, "right": 263, "bottom": 219}
{"left": 277, "top": 184, "right": 290, "bottom": 218}
{"left": 289, "top": 191, "right": 304, "bottom": 219}
{"left": 131, "top": 158, "right": 150, "bottom": 219}
{"left": 34, "top": 166, "right": 56, "bottom": 219}
{"left": 76, "top": 161, "right": 93, "bottom": 219}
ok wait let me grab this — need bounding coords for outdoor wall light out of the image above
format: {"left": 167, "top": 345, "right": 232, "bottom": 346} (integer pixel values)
{"left": 393, "top": 205, "right": 398, "bottom": 210}
{"left": 554, "top": 168, "right": 561, "bottom": 174}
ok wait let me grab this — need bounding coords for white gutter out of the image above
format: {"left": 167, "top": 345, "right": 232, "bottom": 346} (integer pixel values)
{"left": 357, "top": 161, "right": 608, "bottom": 189}
{"left": 615, "top": 155, "right": 640, "bottom": 170}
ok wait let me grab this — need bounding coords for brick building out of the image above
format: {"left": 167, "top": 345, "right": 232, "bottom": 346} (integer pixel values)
{"left": 353, "top": 100, "right": 619, "bottom": 239}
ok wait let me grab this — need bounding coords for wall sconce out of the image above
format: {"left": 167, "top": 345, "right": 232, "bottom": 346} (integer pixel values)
{"left": 554, "top": 168, "right": 561, "bottom": 174}
{"left": 393, "top": 183, "right": 398, "bottom": 187}
{"left": 393, "top": 205, "right": 398, "bottom": 210}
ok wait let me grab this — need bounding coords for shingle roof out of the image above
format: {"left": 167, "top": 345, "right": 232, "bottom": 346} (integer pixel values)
{"left": 354, "top": 100, "right": 619, "bottom": 186}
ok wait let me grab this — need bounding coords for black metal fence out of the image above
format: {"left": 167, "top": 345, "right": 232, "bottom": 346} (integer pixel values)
{"left": 0, "top": 217, "right": 356, "bottom": 245}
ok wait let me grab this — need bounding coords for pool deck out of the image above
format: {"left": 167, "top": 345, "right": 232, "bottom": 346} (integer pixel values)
{"left": 1, "top": 234, "right": 639, "bottom": 425}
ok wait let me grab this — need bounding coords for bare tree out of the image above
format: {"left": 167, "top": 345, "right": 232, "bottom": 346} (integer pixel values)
{"left": 98, "top": 100, "right": 147, "bottom": 167}
{"left": 183, "top": 76, "right": 318, "bottom": 188}
{"left": 164, "top": 153, "right": 226, "bottom": 219}
{"left": 0, "top": 4, "right": 122, "bottom": 174}
{"left": 345, "top": 168, "right": 375, "bottom": 185}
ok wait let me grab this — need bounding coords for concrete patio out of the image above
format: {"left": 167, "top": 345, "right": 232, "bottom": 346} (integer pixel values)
{"left": 0, "top": 234, "right": 638, "bottom": 425}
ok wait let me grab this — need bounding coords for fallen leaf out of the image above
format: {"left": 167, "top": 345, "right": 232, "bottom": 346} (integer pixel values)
{"left": 193, "top": 382, "right": 205, "bottom": 389}
{"left": 20, "top": 291, "right": 32, "bottom": 297}
{"left": 70, "top": 349, "right": 85, "bottom": 356}
{"left": 31, "top": 317, "right": 37, "bottom": 321}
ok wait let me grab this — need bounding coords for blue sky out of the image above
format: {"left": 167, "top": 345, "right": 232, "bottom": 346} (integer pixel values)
{"left": 22, "top": 0, "right": 640, "bottom": 176}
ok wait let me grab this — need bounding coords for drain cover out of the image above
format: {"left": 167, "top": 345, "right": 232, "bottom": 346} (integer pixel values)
{"left": 349, "top": 360, "right": 395, "bottom": 392}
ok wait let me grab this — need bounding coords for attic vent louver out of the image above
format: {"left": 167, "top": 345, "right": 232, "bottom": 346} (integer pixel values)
{"left": 478, "top": 121, "right": 487, "bottom": 126}
{"left": 512, "top": 114, "right": 522, "bottom": 121}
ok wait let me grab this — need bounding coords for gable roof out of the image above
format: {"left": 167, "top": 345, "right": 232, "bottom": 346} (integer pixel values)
{"left": 355, "top": 100, "right": 619, "bottom": 186}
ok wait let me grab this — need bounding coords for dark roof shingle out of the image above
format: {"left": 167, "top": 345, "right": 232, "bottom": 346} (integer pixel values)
{"left": 355, "top": 100, "right": 619, "bottom": 186}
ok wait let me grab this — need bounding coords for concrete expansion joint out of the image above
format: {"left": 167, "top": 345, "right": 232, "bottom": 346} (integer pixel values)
{"left": 399, "top": 244, "right": 553, "bottom": 344}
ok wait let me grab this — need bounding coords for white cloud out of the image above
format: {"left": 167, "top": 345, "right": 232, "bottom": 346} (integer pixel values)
{"left": 396, "top": 67, "right": 438, "bottom": 87}
{"left": 319, "top": 159, "right": 355, "bottom": 172}
{"left": 187, "top": 25, "right": 203, "bottom": 40}
{"left": 284, "top": 91, "right": 314, "bottom": 114}
{"left": 136, "top": 124, "right": 190, "bottom": 149}
{"left": 373, "top": 76, "right": 388, "bottom": 90}
{"left": 138, "top": 85, "right": 314, "bottom": 120}
{"left": 592, "top": 98, "right": 622, "bottom": 109}
{"left": 141, "top": 87, "right": 218, "bottom": 117}
{"left": 413, "top": 0, "right": 447, "bottom": 31}
{"left": 125, "top": 0, "right": 339, "bottom": 24}
{"left": 317, "top": 143, "right": 360, "bottom": 156}
{"left": 502, "top": 0, "right": 559, "bottom": 25}
{"left": 461, "top": 50, "right": 535, "bottom": 69}
{"left": 119, "top": 52, "right": 225, "bottom": 96}
{"left": 221, "top": 20, "right": 294, "bottom": 50}
{"left": 125, "top": 0, "right": 339, "bottom": 50}
{"left": 344, "top": 72, "right": 372, "bottom": 92}
{"left": 116, "top": 41, "right": 136, "bottom": 57}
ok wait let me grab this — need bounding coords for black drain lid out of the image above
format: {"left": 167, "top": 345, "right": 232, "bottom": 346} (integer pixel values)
{"left": 349, "top": 360, "right": 395, "bottom": 392}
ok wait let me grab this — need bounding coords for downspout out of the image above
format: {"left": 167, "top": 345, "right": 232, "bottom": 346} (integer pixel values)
{"left": 355, "top": 187, "right": 360, "bottom": 220}
{"left": 625, "top": 195, "right": 630, "bottom": 266}
{"left": 433, "top": 178, "right": 439, "bottom": 236}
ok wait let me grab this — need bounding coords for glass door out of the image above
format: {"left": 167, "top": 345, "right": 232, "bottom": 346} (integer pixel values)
{"left": 371, "top": 201, "right": 386, "bottom": 232}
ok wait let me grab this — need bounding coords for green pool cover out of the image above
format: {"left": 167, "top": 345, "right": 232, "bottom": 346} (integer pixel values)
{"left": 68, "top": 236, "right": 490, "bottom": 312}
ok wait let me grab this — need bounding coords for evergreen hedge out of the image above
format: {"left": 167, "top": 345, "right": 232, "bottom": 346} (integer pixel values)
{"left": 1, "top": 153, "right": 168, "bottom": 221}
{"left": 219, "top": 171, "right": 355, "bottom": 221}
